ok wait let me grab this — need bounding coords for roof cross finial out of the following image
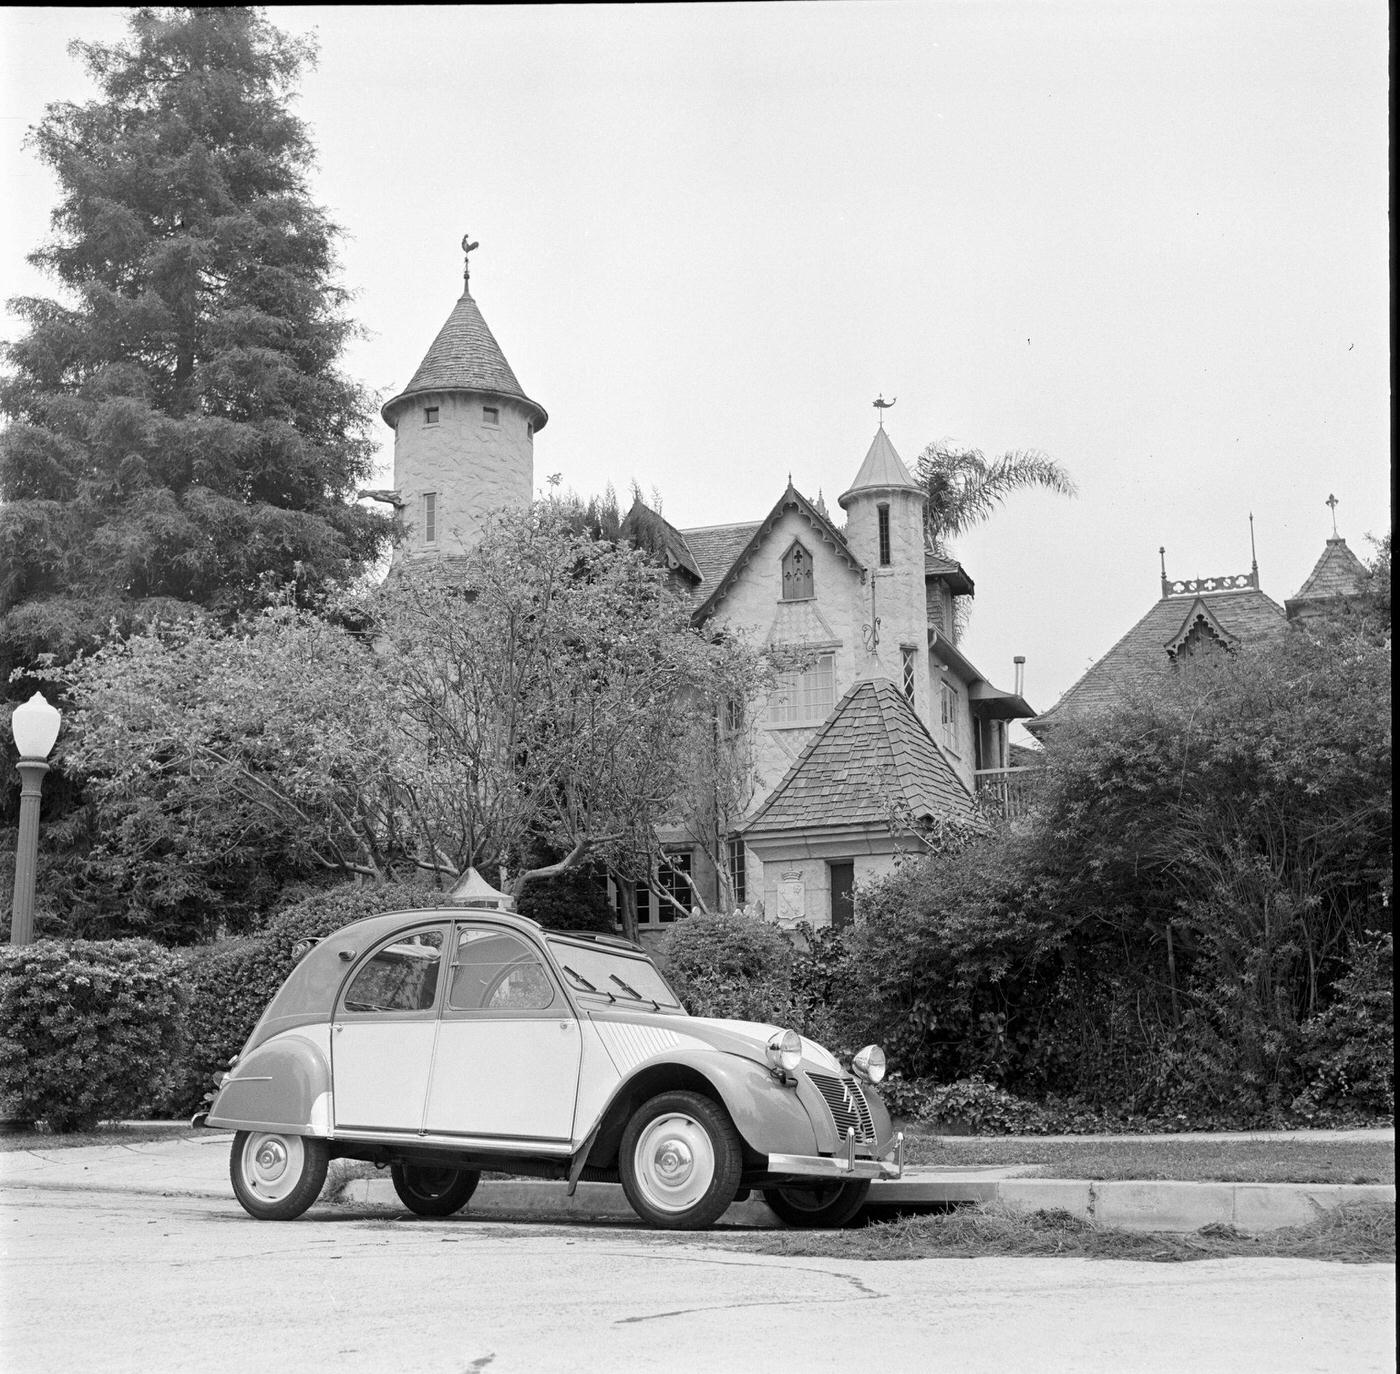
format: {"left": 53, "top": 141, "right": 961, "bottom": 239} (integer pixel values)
{"left": 461, "top": 232, "right": 479, "bottom": 290}
{"left": 1326, "top": 492, "right": 1339, "bottom": 537}
{"left": 873, "top": 394, "right": 896, "bottom": 429}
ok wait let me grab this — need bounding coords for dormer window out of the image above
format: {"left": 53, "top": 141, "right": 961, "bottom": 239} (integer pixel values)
{"left": 878, "top": 504, "right": 892, "bottom": 566}
{"left": 483, "top": 406, "right": 499, "bottom": 426}
{"left": 424, "top": 406, "right": 439, "bottom": 426}
{"left": 781, "top": 541, "right": 814, "bottom": 601}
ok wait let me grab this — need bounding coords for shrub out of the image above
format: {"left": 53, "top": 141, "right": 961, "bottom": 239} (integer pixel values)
{"left": 167, "top": 881, "right": 446, "bottom": 1115}
{"left": 654, "top": 911, "right": 794, "bottom": 1021}
{"left": 1293, "top": 931, "right": 1395, "bottom": 1120}
{"left": 515, "top": 865, "right": 615, "bottom": 932}
{"left": 920, "top": 1075, "right": 1045, "bottom": 1134}
{"left": 0, "top": 939, "right": 187, "bottom": 1131}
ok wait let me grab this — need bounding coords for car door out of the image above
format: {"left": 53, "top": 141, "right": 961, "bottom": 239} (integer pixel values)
{"left": 422, "top": 924, "right": 582, "bottom": 1142}
{"left": 331, "top": 923, "right": 448, "bottom": 1135}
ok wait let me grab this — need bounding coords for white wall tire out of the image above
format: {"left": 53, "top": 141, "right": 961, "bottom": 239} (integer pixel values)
{"left": 229, "top": 1131, "right": 329, "bottom": 1221}
{"left": 619, "top": 1090, "right": 742, "bottom": 1230}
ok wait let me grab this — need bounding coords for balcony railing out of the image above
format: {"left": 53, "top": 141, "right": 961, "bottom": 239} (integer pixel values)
{"left": 974, "top": 766, "right": 1038, "bottom": 820}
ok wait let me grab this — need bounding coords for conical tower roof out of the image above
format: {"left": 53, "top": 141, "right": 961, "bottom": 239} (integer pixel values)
{"left": 838, "top": 426, "right": 920, "bottom": 508}
{"left": 382, "top": 286, "right": 547, "bottom": 431}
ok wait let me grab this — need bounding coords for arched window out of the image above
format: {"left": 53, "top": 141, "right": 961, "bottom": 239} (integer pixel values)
{"left": 781, "top": 541, "right": 814, "bottom": 600}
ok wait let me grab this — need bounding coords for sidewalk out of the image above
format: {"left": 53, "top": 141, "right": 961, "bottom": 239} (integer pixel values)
{"left": 1, "top": 1128, "right": 1391, "bottom": 1233}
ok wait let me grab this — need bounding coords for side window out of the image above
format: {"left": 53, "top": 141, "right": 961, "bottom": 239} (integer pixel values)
{"left": 341, "top": 928, "right": 444, "bottom": 1014}
{"left": 449, "top": 928, "right": 557, "bottom": 1013}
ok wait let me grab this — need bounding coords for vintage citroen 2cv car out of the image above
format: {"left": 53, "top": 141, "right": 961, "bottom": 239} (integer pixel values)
{"left": 197, "top": 908, "right": 902, "bottom": 1230}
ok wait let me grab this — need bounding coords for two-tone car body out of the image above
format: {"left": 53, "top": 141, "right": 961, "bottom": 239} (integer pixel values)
{"left": 198, "top": 907, "right": 902, "bottom": 1229}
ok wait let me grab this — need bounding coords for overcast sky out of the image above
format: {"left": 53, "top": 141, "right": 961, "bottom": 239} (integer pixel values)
{"left": 2, "top": 3, "right": 1390, "bottom": 728}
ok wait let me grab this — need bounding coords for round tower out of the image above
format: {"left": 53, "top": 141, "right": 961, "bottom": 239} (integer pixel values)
{"left": 837, "top": 411, "right": 930, "bottom": 715}
{"left": 382, "top": 235, "right": 547, "bottom": 560}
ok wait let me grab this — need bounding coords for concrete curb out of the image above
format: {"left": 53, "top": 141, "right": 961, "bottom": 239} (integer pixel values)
{"left": 334, "top": 1172, "right": 1396, "bottom": 1234}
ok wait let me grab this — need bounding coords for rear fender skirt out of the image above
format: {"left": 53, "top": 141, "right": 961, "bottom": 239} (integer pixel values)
{"left": 205, "top": 1031, "right": 331, "bottom": 1134}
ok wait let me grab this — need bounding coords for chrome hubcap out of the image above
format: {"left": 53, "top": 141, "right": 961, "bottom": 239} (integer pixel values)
{"left": 242, "top": 1133, "right": 304, "bottom": 1202}
{"left": 634, "top": 1113, "right": 714, "bottom": 1214}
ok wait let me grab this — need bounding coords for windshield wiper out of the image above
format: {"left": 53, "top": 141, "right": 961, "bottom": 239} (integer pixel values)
{"left": 563, "top": 964, "right": 614, "bottom": 1000}
{"left": 610, "top": 974, "right": 659, "bottom": 1010}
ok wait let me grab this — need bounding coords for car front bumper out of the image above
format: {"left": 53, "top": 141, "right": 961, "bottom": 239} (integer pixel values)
{"left": 765, "top": 1129, "right": 904, "bottom": 1181}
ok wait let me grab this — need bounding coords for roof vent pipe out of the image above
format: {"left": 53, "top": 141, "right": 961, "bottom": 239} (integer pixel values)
{"left": 1013, "top": 655, "right": 1026, "bottom": 696}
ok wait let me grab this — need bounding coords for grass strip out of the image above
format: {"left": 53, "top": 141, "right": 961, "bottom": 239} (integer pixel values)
{"left": 734, "top": 1200, "right": 1395, "bottom": 1264}
{"left": 0, "top": 1123, "right": 207, "bottom": 1152}
{"left": 901, "top": 1134, "right": 1394, "bottom": 1184}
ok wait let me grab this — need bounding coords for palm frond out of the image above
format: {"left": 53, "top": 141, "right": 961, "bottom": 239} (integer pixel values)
{"left": 917, "top": 442, "right": 1076, "bottom": 542}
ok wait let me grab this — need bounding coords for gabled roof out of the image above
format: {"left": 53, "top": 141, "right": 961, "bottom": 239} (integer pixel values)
{"left": 1163, "top": 596, "right": 1240, "bottom": 657}
{"left": 1028, "top": 583, "right": 1287, "bottom": 733}
{"left": 1286, "top": 537, "right": 1370, "bottom": 618}
{"left": 382, "top": 290, "right": 547, "bottom": 430}
{"left": 619, "top": 499, "right": 702, "bottom": 585}
{"left": 688, "top": 482, "right": 863, "bottom": 624}
{"left": 838, "top": 427, "right": 921, "bottom": 507}
{"left": 678, "top": 521, "right": 763, "bottom": 586}
{"left": 741, "top": 678, "right": 973, "bottom": 837}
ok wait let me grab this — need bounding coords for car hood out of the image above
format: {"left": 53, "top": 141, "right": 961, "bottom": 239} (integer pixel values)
{"left": 677, "top": 1016, "right": 847, "bottom": 1076}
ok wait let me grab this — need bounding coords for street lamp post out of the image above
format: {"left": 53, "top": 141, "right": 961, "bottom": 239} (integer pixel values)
{"left": 10, "top": 692, "right": 61, "bottom": 946}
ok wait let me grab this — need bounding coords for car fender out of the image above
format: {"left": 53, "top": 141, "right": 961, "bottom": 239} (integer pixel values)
{"left": 205, "top": 1029, "right": 332, "bottom": 1136}
{"left": 586, "top": 1048, "right": 823, "bottom": 1162}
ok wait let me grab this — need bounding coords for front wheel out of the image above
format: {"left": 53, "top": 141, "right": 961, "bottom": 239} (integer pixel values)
{"left": 230, "top": 1131, "right": 329, "bottom": 1220}
{"left": 390, "top": 1163, "right": 481, "bottom": 1217}
{"left": 619, "top": 1090, "right": 743, "bottom": 1230}
{"left": 762, "top": 1179, "right": 871, "bottom": 1228}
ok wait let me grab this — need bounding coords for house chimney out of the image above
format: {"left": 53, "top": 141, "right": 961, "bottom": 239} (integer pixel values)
{"left": 1013, "top": 655, "right": 1025, "bottom": 696}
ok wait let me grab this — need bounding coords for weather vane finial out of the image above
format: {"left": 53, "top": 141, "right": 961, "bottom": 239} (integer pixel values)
{"left": 1325, "top": 493, "right": 1339, "bottom": 537}
{"left": 873, "top": 394, "right": 896, "bottom": 428}
{"left": 461, "top": 232, "right": 479, "bottom": 289}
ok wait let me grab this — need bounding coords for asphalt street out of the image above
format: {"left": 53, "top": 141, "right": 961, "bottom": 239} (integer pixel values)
{"left": 2, "top": 1181, "right": 1394, "bottom": 1374}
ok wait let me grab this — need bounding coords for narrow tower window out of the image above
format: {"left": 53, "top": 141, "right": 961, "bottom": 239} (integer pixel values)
{"left": 781, "top": 541, "right": 814, "bottom": 600}
{"left": 482, "top": 405, "right": 499, "bottom": 426}
{"left": 424, "top": 406, "right": 439, "bottom": 426}
{"left": 423, "top": 492, "right": 438, "bottom": 545}
{"left": 901, "top": 646, "right": 916, "bottom": 701}
{"left": 877, "top": 504, "right": 892, "bottom": 566}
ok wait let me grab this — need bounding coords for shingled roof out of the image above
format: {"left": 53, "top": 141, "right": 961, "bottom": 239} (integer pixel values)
{"left": 1286, "top": 537, "right": 1370, "bottom": 619}
{"left": 742, "top": 678, "right": 973, "bottom": 837}
{"left": 688, "top": 484, "right": 862, "bottom": 624}
{"left": 838, "top": 427, "right": 921, "bottom": 507}
{"left": 679, "top": 521, "right": 764, "bottom": 586}
{"left": 382, "top": 290, "right": 547, "bottom": 430}
{"left": 1027, "top": 584, "right": 1287, "bottom": 733}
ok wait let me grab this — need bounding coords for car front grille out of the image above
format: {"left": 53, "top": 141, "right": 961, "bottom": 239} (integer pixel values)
{"left": 808, "top": 1072, "right": 877, "bottom": 1143}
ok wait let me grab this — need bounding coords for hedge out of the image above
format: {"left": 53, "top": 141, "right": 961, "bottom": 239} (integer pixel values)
{"left": 0, "top": 939, "right": 187, "bottom": 1131}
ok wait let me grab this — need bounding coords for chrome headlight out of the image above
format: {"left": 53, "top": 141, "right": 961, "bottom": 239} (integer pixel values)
{"left": 852, "top": 1044, "right": 887, "bottom": 1085}
{"left": 765, "top": 1028, "right": 802, "bottom": 1074}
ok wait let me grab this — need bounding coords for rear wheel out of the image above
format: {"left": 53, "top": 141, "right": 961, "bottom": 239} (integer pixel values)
{"left": 389, "top": 1163, "right": 481, "bottom": 1217}
{"left": 619, "top": 1090, "right": 743, "bottom": 1230}
{"left": 230, "top": 1131, "right": 329, "bottom": 1221}
{"left": 762, "top": 1179, "right": 871, "bottom": 1228}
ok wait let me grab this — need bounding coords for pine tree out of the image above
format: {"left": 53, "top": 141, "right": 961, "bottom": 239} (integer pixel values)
{"left": 0, "top": 7, "right": 390, "bottom": 688}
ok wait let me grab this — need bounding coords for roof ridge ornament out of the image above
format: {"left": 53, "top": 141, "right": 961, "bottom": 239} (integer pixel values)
{"left": 461, "top": 232, "right": 479, "bottom": 291}
{"left": 1326, "top": 492, "right": 1339, "bottom": 538}
{"left": 872, "top": 394, "right": 897, "bottom": 429}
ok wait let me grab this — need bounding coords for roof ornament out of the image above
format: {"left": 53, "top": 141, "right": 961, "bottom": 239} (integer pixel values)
{"left": 1250, "top": 511, "right": 1258, "bottom": 580}
{"left": 1326, "top": 493, "right": 1339, "bottom": 537}
{"left": 872, "top": 394, "right": 897, "bottom": 428}
{"left": 461, "top": 232, "right": 479, "bottom": 290}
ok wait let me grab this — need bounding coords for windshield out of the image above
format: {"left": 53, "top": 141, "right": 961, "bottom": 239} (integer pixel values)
{"left": 546, "top": 938, "right": 684, "bottom": 1010}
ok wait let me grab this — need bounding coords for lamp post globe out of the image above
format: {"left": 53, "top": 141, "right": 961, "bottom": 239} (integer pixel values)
{"left": 10, "top": 692, "right": 61, "bottom": 946}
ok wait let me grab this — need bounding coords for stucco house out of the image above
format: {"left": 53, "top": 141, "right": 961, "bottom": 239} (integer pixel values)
{"left": 372, "top": 242, "right": 1035, "bottom": 931}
